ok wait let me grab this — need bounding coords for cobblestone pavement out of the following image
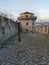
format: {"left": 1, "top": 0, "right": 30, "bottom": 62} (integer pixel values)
{"left": 0, "top": 32, "right": 49, "bottom": 65}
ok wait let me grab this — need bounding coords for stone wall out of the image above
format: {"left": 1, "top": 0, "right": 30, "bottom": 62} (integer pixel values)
{"left": 0, "top": 16, "right": 18, "bottom": 44}
{"left": 35, "top": 25, "right": 49, "bottom": 35}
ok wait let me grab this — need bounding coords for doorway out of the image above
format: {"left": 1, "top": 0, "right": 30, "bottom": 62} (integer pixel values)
{"left": 26, "top": 29, "right": 28, "bottom": 31}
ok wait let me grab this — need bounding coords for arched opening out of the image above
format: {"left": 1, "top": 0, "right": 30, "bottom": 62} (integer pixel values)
{"left": 26, "top": 29, "right": 28, "bottom": 31}
{"left": 26, "top": 15, "right": 28, "bottom": 18}
{"left": 26, "top": 23, "right": 28, "bottom": 26}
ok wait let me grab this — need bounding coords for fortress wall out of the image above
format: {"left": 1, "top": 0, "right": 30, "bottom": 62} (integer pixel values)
{"left": 0, "top": 15, "right": 18, "bottom": 44}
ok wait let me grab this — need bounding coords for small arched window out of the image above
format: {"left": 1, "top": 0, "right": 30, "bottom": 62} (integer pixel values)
{"left": 33, "top": 22, "right": 34, "bottom": 25}
{"left": 26, "top": 15, "right": 28, "bottom": 17}
{"left": 26, "top": 23, "right": 28, "bottom": 26}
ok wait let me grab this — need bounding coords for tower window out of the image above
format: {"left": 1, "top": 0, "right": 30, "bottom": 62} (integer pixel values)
{"left": 33, "top": 22, "right": 34, "bottom": 25}
{"left": 26, "top": 29, "right": 28, "bottom": 31}
{"left": 26, "top": 23, "right": 28, "bottom": 26}
{"left": 26, "top": 15, "right": 28, "bottom": 17}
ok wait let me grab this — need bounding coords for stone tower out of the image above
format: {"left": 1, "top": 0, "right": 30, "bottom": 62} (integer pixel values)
{"left": 17, "top": 12, "right": 37, "bottom": 32}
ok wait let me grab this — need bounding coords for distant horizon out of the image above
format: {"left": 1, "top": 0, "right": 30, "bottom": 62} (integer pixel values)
{"left": 0, "top": 10, "right": 49, "bottom": 22}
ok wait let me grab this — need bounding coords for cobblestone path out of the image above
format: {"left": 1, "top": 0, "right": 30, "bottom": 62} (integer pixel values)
{"left": 0, "top": 32, "right": 49, "bottom": 65}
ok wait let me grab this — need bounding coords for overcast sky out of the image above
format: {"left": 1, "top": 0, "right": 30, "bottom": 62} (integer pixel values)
{"left": 0, "top": 0, "right": 49, "bottom": 21}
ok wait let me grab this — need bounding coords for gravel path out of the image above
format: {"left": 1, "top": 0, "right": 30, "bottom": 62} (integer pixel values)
{"left": 0, "top": 32, "right": 49, "bottom": 65}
